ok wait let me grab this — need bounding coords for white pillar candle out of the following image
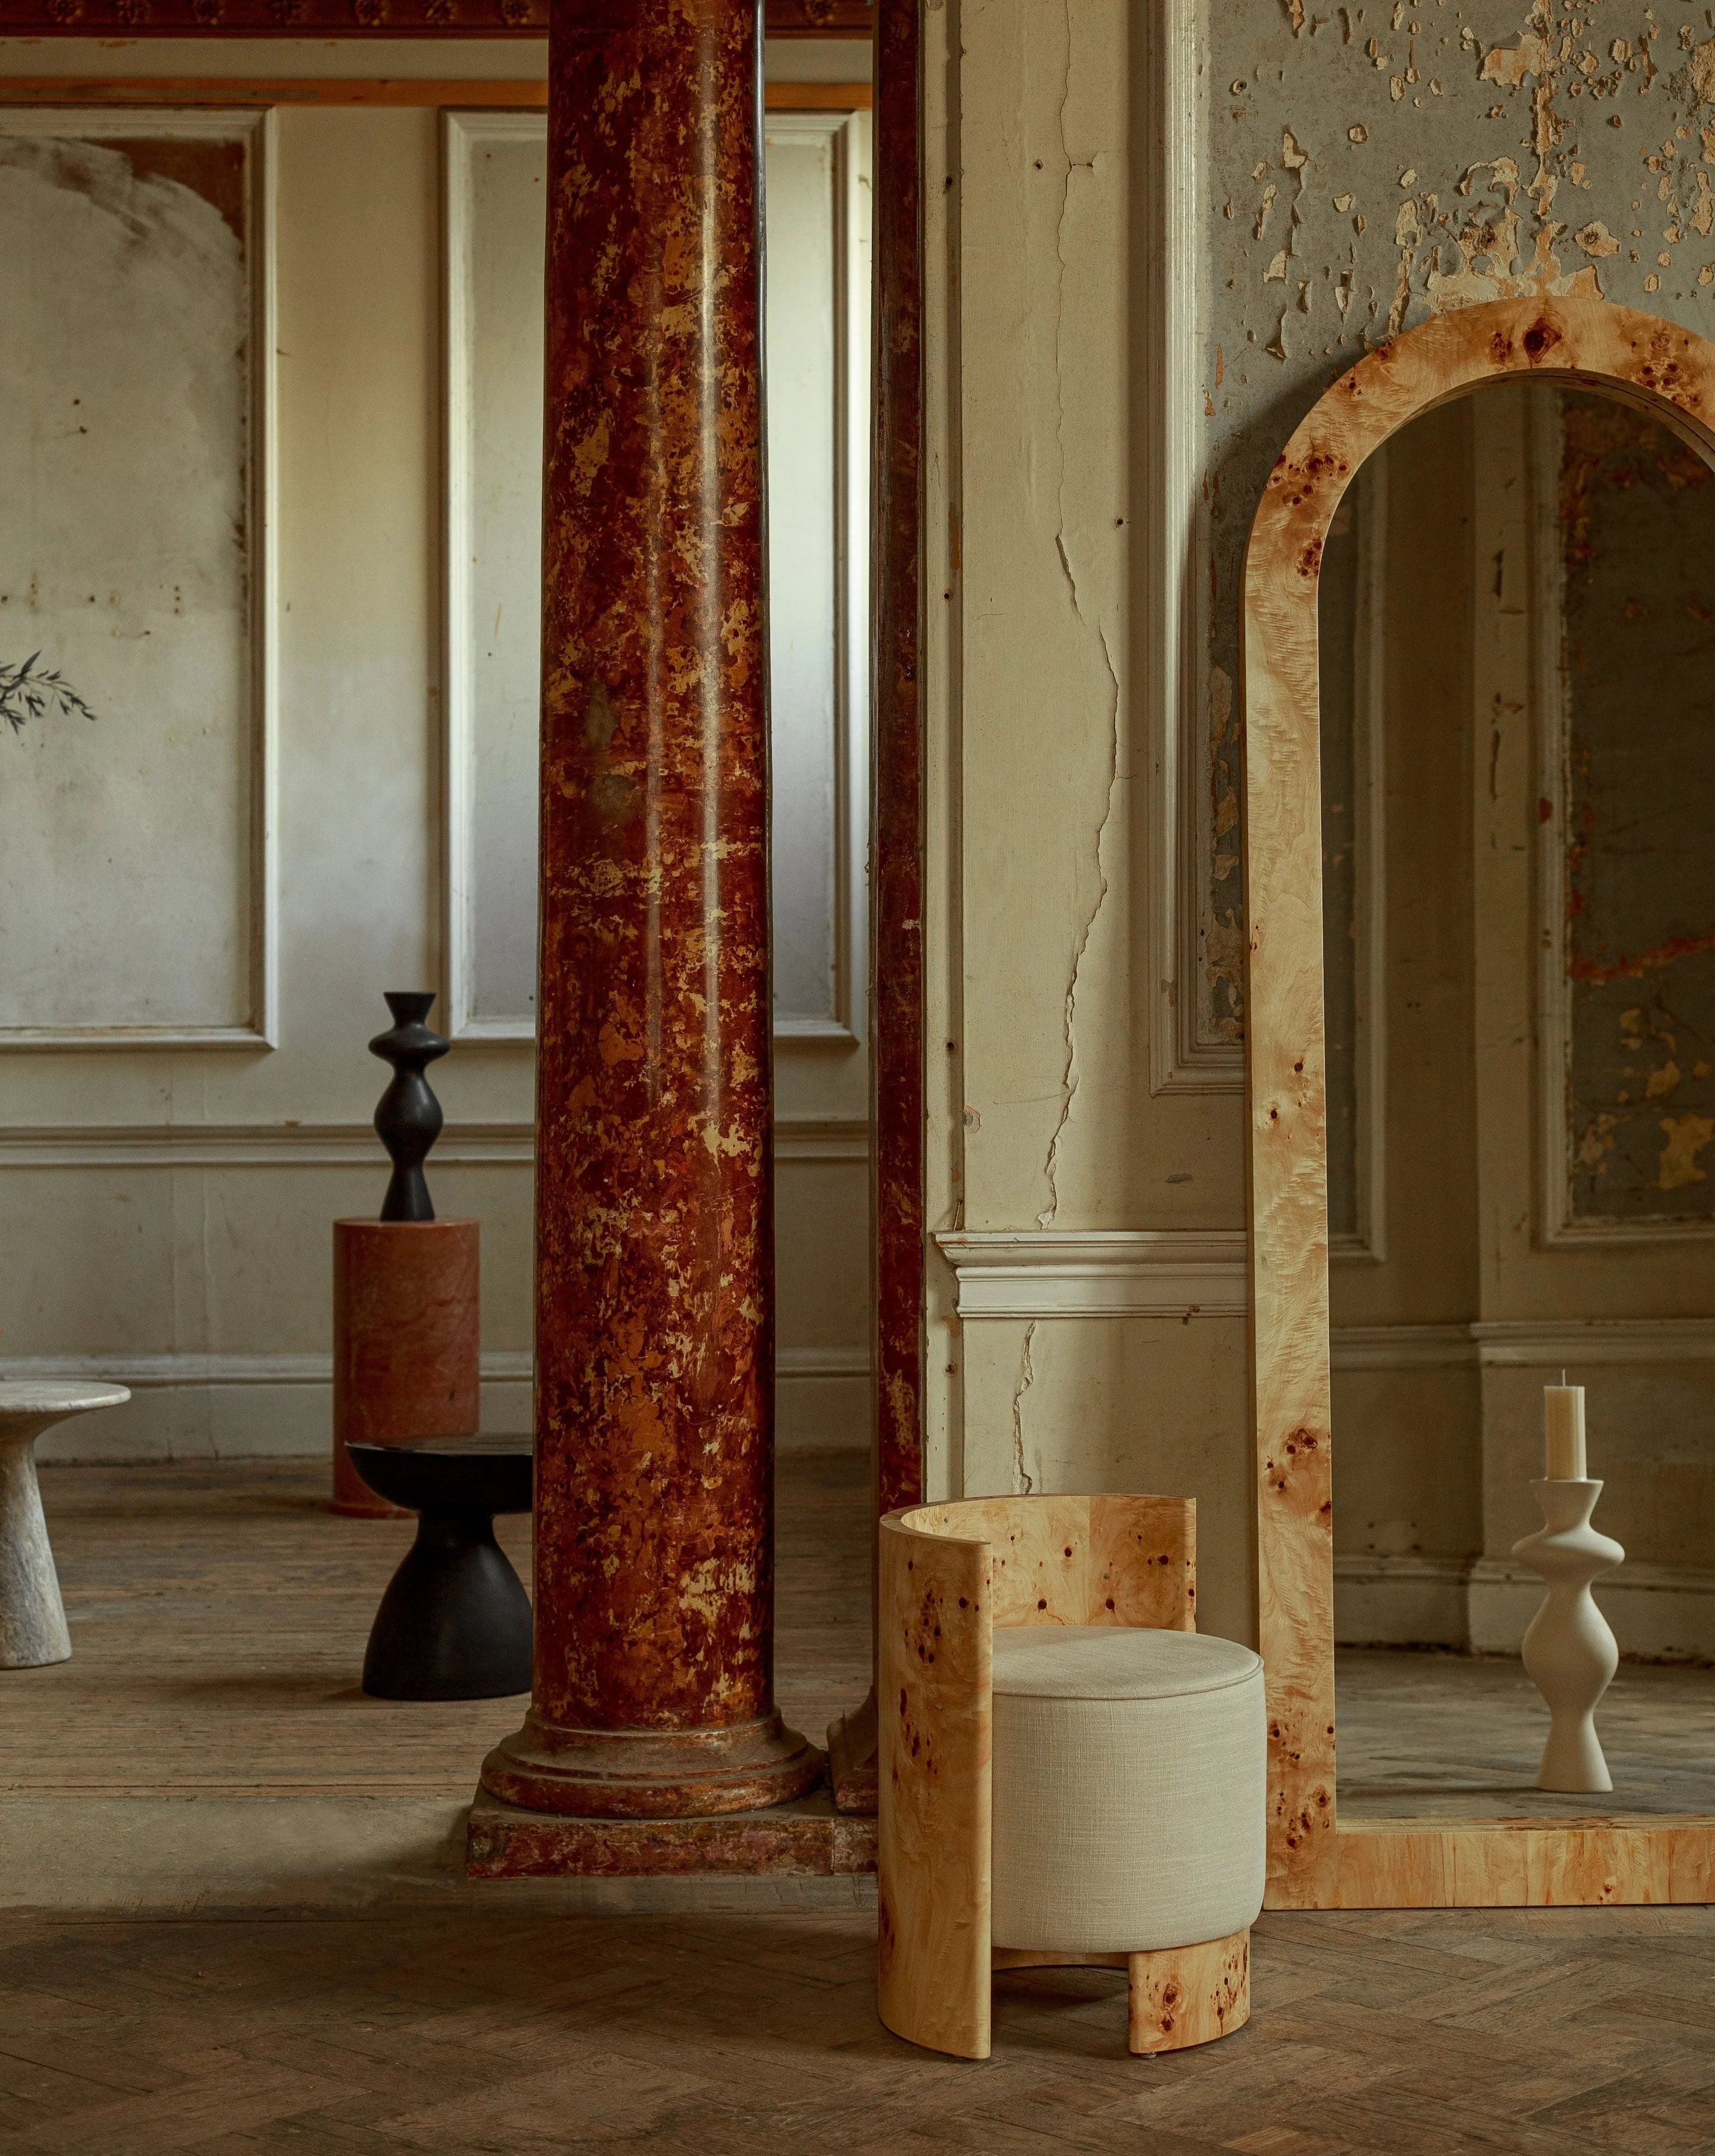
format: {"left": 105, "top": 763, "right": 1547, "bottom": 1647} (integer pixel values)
{"left": 1544, "top": 1383, "right": 1587, "bottom": 1481}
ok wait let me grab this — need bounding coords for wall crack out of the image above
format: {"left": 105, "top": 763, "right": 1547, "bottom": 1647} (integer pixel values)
{"left": 1042, "top": 4, "right": 1121, "bottom": 1227}
{"left": 1011, "top": 1319, "right": 1039, "bottom": 1495}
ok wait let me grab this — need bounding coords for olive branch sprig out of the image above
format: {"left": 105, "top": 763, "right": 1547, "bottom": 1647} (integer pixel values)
{"left": 0, "top": 652, "right": 98, "bottom": 736}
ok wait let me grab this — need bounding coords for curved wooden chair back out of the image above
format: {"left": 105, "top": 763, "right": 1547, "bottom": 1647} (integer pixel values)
{"left": 876, "top": 1492, "right": 1196, "bottom": 2058}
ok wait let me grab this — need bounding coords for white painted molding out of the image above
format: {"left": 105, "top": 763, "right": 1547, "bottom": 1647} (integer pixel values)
{"left": 0, "top": 109, "right": 278, "bottom": 1053}
{"left": 1468, "top": 1317, "right": 1715, "bottom": 1366}
{"left": 935, "top": 1231, "right": 1248, "bottom": 1319}
{"left": 442, "top": 110, "right": 543, "bottom": 1046}
{"left": 765, "top": 109, "right": 872, "bottom": 1051}
{"left": 0, "top": 1116, "right": 870, "bottom": 1169}
{"left": 1330, "top": 1325, "right": 1475, "bottom": 1371}
{"left": 1332, "top": 1317, "right": 1715, "bottom": 1370}
{"left": 775, "top": 1117, "right": 873, "bottom": 1161}
{"left": 930, "top": 1234, "right": 1715, "bottom": 1347}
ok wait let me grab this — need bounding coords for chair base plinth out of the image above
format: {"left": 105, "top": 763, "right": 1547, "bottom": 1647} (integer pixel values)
{"left": 992, "top": 1928, "right": 1251, "bottom": 2056}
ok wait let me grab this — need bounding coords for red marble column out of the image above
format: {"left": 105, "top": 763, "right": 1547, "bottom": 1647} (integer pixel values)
{"left": 479, "top": 0, "right": 819, "bottom": 1819}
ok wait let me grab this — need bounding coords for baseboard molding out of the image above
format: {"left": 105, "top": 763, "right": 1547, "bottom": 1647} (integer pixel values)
{"left": 22, "top": 1348, "right": 872, "bottom": 1461}
{"left": 1336, "top": 1550, "right": 1715, "bottom": 1661}
{"left": 0, "top": 1116, "right": 870, "bottom": 1169}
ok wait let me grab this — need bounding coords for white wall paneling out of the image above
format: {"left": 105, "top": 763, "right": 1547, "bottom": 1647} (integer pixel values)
{"left": 764, "top": 109, "right": 872, "bottom": 1044}
{"left": 443, "top": 110, "right": 545, "bottom": 1042}
{"left": 0, "top": 109, "right": 277, "bottom": 1048}
{"left": 442, "top": 106, "right": 872, "bottom": 1048}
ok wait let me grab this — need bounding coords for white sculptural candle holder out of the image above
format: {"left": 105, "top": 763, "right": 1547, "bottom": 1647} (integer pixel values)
{"left": 1511, "top": 1479, "right": 1624, "bottom": 1794}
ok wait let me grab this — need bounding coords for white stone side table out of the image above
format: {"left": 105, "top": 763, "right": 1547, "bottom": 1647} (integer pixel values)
{"left": 0, "top": 1382, "right": 130, "bottom": 1668}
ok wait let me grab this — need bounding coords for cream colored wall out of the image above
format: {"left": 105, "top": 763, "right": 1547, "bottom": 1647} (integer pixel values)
{"left": 1, "top": 42, "right": 872, "bottom": 1461}
{"left": 922, "top": 0, "right": 1254, "bottom": 1647}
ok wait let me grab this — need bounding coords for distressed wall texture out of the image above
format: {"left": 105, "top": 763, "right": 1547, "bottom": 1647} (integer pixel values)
{"left": 925, "top": 0, "right": 1715, "bottom": 1644}
{"left": 1204, "top": 0, "right": 1715, "bottom": 1036}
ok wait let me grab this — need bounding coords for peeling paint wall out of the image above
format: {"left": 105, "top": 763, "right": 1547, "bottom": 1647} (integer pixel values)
{"left": 1204, "top": 0, "right": 1715, "bottom": 1023}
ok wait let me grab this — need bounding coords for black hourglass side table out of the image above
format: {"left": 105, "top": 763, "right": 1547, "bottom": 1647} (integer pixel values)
{"left": 347, "top": 1434, "right": 533, "bottom": 1701}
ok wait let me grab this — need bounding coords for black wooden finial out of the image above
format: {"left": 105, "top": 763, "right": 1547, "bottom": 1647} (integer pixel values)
{"left": 370, "top": 991, "right": 449, "bottom": 1222}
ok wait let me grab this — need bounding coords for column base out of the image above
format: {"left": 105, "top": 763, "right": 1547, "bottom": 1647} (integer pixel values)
{"left": 478, "top": 1708, "right": 824, "bottom": 1819}
{"left": 465, "top": 1786, "right": 876, "bottom": 1878}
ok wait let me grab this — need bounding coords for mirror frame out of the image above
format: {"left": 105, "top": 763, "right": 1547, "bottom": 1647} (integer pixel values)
{"left": 1242, "top": 295, "right": 1715, "bottom": 1912}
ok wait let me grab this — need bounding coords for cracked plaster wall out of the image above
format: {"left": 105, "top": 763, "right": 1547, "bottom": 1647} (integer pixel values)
{"left": 925, "top": 0, "right": 1715, "bottom": 1636}
{"left": 925, "top": 0, "right": 1253, "bottom": 1640}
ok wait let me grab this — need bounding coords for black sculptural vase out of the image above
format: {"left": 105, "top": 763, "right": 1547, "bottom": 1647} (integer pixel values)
{"left": 370, "top": 991, "right": 450, "bottom": 1223}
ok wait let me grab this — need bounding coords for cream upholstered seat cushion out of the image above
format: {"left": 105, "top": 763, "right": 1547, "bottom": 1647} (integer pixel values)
{"left": 989, "top": 1625, "right": 1266, "bottom": 1954}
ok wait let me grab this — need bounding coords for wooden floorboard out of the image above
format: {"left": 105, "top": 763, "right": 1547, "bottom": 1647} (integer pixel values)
{"left": 0, "top": 1905, "right": 1711, "bottom": 2152}
{"left": 7, "top": 1449, "right": 872, "bottom": 1802}
{"left": 1337, "top": 1646, "right": 1715, "bottom": 1821}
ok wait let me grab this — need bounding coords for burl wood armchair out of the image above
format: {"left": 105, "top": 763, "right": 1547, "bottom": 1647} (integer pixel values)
{"left": 877, "top": 1493, "right": 1266, "bottom": 2061}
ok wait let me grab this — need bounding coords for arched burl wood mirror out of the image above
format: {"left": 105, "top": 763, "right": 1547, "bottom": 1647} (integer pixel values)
{"left": 1242, "top": 295, "right": 1715, "bottom": 1912}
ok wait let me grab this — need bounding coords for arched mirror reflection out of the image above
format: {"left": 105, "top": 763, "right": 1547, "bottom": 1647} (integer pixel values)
{"left": 1320, "top": 378, "right": 1715, "bottom": 1822}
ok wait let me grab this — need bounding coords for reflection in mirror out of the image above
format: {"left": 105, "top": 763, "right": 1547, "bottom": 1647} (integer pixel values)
{"left": 1320, "top": 380, "right": 1715, "bottom": 1824}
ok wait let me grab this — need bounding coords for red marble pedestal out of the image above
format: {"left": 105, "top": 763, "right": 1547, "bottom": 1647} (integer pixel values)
{"left": 331, "top": 1219, "right": 480, "bottom": 1519}
{"left": 475, "top": 0, "right": 819, "bottom": 1828}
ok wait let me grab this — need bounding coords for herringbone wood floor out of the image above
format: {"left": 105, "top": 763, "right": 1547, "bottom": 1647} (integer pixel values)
{"left": 1, "top": 1903, "right": 1711, "bottom": 2153}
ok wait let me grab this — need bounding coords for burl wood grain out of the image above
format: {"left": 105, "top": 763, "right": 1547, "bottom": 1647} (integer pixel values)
{"left": 1126, "top": 1931, "right": 1251, "bottom": 2056}
{"left": 903, "top": 1496, "right": 1194, "bottom": 1633}
{"left": 877, "top": 1495, "right": 1199, "bottom": 2059}
{"left": 992, "top": 1932, "right": 1251, "bottom": 2057}
{"left": 877, "top": 1509, "right": 992, "bottom": 2059}
{"left": 480, "top": 0, "right": 817, "bottom": 1820}
{"left": 1242, "top": 296, "right": 1715, "bottom": 1911}
{"left": 1338, "top": 1816, "right": 1715, "bottom": 1908}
